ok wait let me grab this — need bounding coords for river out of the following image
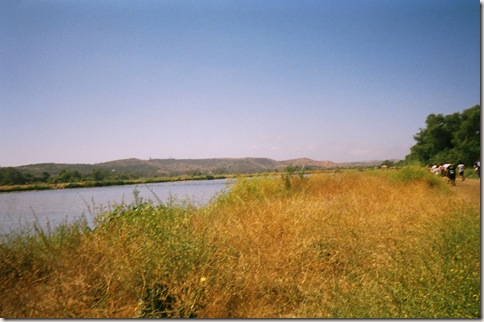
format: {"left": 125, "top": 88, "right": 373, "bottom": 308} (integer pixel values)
{"left": 0, "top": 178, "right": 233, "bottom": 235}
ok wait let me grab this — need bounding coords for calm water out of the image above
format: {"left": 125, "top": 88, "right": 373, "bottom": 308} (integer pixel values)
{"left": 0, "top": 178, "right": 233, "bottom": 235}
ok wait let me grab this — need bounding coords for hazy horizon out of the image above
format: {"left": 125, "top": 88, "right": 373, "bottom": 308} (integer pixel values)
{"left": 1, "top": 0, "right": 479, "bottom": 167}
{"left": 10, "top": 155, "right": 398, "bottom": 168}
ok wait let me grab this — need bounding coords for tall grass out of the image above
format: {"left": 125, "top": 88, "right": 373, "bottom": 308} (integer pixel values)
{"left": 0, "top": 170, "right": 480, "bottom": 318}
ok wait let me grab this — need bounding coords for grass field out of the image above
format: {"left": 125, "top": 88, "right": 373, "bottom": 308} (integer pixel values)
{"left": 0, "top": 168, "right": 480, "bottom": 318}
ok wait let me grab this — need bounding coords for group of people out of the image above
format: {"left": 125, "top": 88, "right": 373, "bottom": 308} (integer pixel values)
{"left": 428, "top": 160, "right": 480, "bottom": 185}
{"left": 429, "top": 162, "right": 465, "bottom": 186}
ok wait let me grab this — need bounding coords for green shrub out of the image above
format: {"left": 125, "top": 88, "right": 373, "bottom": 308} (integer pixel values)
{"left": 389, "top": 166, "right": 447, "bottom": 189}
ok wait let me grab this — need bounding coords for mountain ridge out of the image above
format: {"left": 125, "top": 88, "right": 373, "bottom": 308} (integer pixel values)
{"left": 13, "top": 157, "right": 386, "bottom": 177}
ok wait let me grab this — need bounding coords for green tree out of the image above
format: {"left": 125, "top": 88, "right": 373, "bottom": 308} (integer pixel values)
{"left": 0, "top": 167, "right": 26, "bottom": 185}
{"left": 406, "top": 105, "right": 480, "bottom": 166}
{"left": 91, "top": 168, "right": 109, "bottom": 181}
{"left": 452, "top": 106, "right": 481, "bottom": 165}
{"left": 41, "top": 171, "right": 51, "bottom": 182}
{"left": 54, "top": 169, "right": 82, "bottom": 183}
{"left": 380, "top": 160, "right": 395, "bottom": 167}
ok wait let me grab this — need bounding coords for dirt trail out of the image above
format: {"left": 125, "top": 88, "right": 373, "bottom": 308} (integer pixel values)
{"left": 452, "top": 178, "right": 481, "bottom": 205}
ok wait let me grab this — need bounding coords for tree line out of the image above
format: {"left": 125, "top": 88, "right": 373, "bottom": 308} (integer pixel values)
{"left": 405, "top": 105, "right": 480, "bottom": 167}
{"left": 0, "top": 168, "right": 133, "bottom": 186}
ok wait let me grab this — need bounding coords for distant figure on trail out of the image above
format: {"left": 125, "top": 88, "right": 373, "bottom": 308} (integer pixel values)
{"left": 457, "top": 162, "right": 465, "bottom": 181}
{"left": 474, "top": 160, "right": 480, "bottom": 178}
{"left": 431, "top": 164, "right": 439, "bottom": 175}
{"left": 446, "top": 163, "right": 456, "bottom": 186}
{"left": 441, "top": 164, "right": 449, "bottom": 179}
{"left": 438, "top": 164, "right": 445, "bottom": 177}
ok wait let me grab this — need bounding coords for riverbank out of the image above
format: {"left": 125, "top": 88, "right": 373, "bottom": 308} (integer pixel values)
{"left": 0, "top": 168, "right": 329, "bottom": 193}
{"left": 0, "top": 168, "right": 480, "bottom": 318}
{"left": 0, "top": 174, "right": 233, "bottom": 193}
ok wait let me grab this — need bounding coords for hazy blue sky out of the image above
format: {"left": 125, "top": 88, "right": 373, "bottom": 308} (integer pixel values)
{"left": 1, "top": 0, "right": 480, "bottom": 166}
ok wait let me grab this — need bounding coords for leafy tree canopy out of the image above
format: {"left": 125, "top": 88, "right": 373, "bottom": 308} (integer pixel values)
{"left": 405, "top": 105, "right": 480, "bottom": 166}
{"left": 0, "top": 167, "right": 26, "bottom": 185}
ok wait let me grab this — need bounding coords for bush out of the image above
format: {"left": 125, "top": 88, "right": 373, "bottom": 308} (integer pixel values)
{"left": 389, "top": 166, "right": 447, "bottom": 189}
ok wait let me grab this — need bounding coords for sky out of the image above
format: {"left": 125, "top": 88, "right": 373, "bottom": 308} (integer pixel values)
{"left": 0, "top": 0, "right": 480, "bottom": 167}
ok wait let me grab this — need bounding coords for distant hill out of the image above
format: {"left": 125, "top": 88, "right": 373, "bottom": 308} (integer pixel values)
{"left": 14, "top": 157, "right": 384, "bottom": 178}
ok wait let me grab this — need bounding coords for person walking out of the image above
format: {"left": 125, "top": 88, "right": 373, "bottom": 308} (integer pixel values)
{"left": 457, "top": 162, "right": 465, "bottom": 181}
{"left": 431, "top": 164, "right": 439, "bottom": 175}
{"left": 446, "top": 163, "right": 456, "bottom": 186}
{"left": 438, "top": 164, "right": 445, "bottom": 178}
{"left": 474, "top": 160, "right": 480, "bottom": 178}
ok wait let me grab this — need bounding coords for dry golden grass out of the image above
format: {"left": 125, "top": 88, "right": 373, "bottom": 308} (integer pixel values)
{"left": 194, "top": 172, "right": 479, "bottom": 318}
{"left": 0, "top": 169, "right": 480, "bottom": 318}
